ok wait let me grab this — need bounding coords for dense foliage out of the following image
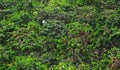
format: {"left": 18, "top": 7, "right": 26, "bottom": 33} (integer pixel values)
{"left": 0, "top": 0, "right": 120, "bottom": 70}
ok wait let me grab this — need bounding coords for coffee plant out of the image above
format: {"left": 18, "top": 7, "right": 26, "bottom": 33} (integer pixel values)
{"left": 0, "top": 0, "right": 120, "bottom": 70}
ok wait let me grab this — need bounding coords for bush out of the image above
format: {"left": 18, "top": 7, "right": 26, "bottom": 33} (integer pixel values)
{"left": 0, "top": 0, "right": 120, "bottom": 70}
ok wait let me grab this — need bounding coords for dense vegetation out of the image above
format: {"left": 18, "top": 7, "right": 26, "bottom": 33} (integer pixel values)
{"left": 0, "top": 0, "right": 120, "bottom": 70}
